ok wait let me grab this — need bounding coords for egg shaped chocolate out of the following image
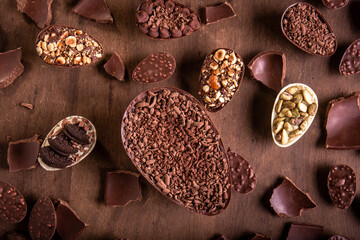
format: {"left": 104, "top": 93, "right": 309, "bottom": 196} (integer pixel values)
{"left": 339, "top": 39, "right": 360, "bottom": 76}
{"left": 0, "top": 181, "right": 27, "bottom": 223}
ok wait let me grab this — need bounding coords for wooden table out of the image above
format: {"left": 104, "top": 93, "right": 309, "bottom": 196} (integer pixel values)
{"left": 1, "top": 0, "right": 359, "bottom": 239}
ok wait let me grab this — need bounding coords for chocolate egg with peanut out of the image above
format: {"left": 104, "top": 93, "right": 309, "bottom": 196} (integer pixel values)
{"left": 199, "top": 48, "right": 244, "bottom": 112}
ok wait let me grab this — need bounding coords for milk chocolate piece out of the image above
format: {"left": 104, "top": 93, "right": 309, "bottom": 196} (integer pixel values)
{"left": 228, "top": 150, "right": 256, "bottom": 194}
{"left": 248, "top": 51, "right": 286, "bottom": 92}
{"left": 73, "top": 0, "right": 113, "bottom": 23}
{"left": 339, "top": 39, "right": 360, "bottom": 75}
{"left": 20, "top": 103, "right": 33, "bottom": 110}
{"left": 6, "top": 232, "right": 29, "bottom": 240}
{"left": 327, "top": 165, "right": 356, "bottom": 209}
{"left": 322, "top": 0, "right": 349, "bottom": 9}
{"left": 286, "top": 223, "right": 323, "bottom": 240}
{"left": 0, "top": 48, "right": 24, "bottom": 89}
{"left": 270, "top": 177, "right": 316, "bottom": 217}
{"left": 16, "top": 0, "right": 53, "bottom": 28}
{"left": 132, "top": 52, "right": 176, "bottom": 83}
{"left": 29, "top": 197, "right": 56, "bottom": 240}
{"left": 104, "top": 52, "right": 126, "bottom": 81}
{"left": 105, "top": 171, "right": 142, "bottom": 206}
{"left": 205, "top": 2, "right": 236, "bottom": 25}
{"left": 251, "top": 233, "right": 272, "bottom": 240}
{"left": 325, "top": 92, "right": 360, "bottom": 149}
{"left": 56, "top": 199, "right": 88, "bottom": 240}
{"left": 329, "top": 235, "right": 350, "bottom": 240}
{"left": 0, "top": 181, "right": 27, "bottom": 223}
{"left": 7, "top": 134, "right": 40, "bottom": 172}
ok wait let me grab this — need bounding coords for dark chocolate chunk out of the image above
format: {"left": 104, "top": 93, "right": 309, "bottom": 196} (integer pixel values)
{"left": 72, "top": 0, "right": 113, "bottom": 23}
{"left": 48, "top": 133, "right": 77, "bottom": 156}
{"left": 339, "top": 39, "right": 360, "bottom": 76}
{"left": 7, "top": 135, "right": 40, "bottom": 172}
{"left": 329, "top": 235, "right": 350, "bottom": 240}
{"left": 228, "top": 150, "right": 256, "bottom": 194}
{"left": 205, "top": 2, "right": 236, "bottom": 25}
{"left": 29, "top": 197, "right": 56, "bottom": 240}
{"left": 20, "top": 103, "right": 33, "bottom": 110}
{"left": 251, "top": 233, "right": 272, "bottom": 240}
{"left": 325, "top": 92, "right": 360, "bottom": 149}
{"left": 286, "top": 223, "right": 323, "bottom": 240}
{"left": 104, "top": 52, "right": 126, "bottom": 81}
{"left": 105, "top": 171, "right": 142, "bottom": 206}
{"left": 0, "top": 181, "right": 27, "bottom": 224}
{"left": 39, "top": 146, "right": 73, "bottom": 168}
{"left": 0, "top": 48, "right": 24, "bottom": 89}
{"left": 248, "top": 51, "right": 286, "bottom": 92}
{"left": 327, "top": 165, "right": 356, "bottom": 209}
{"left": 322, "top": 0, "right": 349, "bottom": 9}
{"left": 6, "top": 232, "right": 29, "bottom": 240}
{"left": 63, "top": 123, "right": 90, "bottom": 145}
{"left": 281, "top": 2, "right": 337, "bottom": 56}
{"left": 56, "top": 199, "right": 88, "bottom": 240}
{"left": 36, "top": 25, "right": 103, "bottom": 67}
{"left": 269, "top": 177, "right": 316, "bottom": 217}
{"left": 16, "top": 0, "right": 53, "bottom": 28}
{"left": 132, "top": 52, "right": 176, "bottom": 83}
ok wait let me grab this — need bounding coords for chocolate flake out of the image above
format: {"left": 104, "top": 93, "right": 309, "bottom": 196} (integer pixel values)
{"left": 72, "top": 0, "right": 113, "bottom": 23}
{"left": 20, "top": 102, "right": 33, "bottom": 110}
{"left": 0, "top": 48, "right": 24, "bottom": 89}
{"left": 0, "top": 181, "right": 27, "bottom": 224}
{"left": 29, "top": 197, "right": 56, "bottom": 240}
{"left": 205, "top": 2, "right": 236, "bottom": 25}
{"left": 16, "top": 0, "right": 53, "bottom": 28}
{"left": 104, "top": 52, "right": 126, "bottom": 81}
{"left": 286, "top": 223, "right": 323, "bottom": 240}
{"left": 339, "top": 39, "right": 360, "bottom": 76}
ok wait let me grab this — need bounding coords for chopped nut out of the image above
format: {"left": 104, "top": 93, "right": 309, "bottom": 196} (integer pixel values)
{"left": 82, "top": 56, "right": 89, "bottom": 64}
{"left": 228, "top": 52, "right": 237, "bottom": 64}
{"left": 280, "top": 92, "right": 293, "bottom": 100}
{"left": 93, "top": 41, "right": 99, "bottom": 47}
{"left": 60, "top": 31, "right": 69, "bottom": 40}
{"left": 308, "top": 103, "right": 317, "bottom": 116}
{"left": 274, "top": 121, "right": 284, "bottom": 134}
{"left": 293, "top": 93, "right": 303, "bottom": 103}
{"left": 214, "top": 49, "right": 226, "bottom": 61}
{"left": 209, "top": 61, "right": 218, "bottom": 70}
{"left": 286, "top": 86, "right": 299, "bottom": 95}
{"left": 283, "top": 101, "right": 296, "bottom": 109}
{"left": 37, "top": 41, "right": 42, "bottom": 47}
{"left": 302, "top": 90, "right": 313, "bottom": 104}
{"left": 41, "top": 41, "right": 47, "bottom": 51}
{"left": 284, "top": 122, "right": 293, "bottom": 131}
{"left": 56, "top": 57, "right": 65, "bottom": 64}
{"left": 275, "top": 100, "right": 283, "bottom": 113}
{"left": 205, "top": 96, "right": 211, "bottom": 102}
{"left": 76, "top": 44, "right": 84, "bottom": 51}
{"left": 273, "top": 117, "right": 285, "bottom": 125}
{"left": 281, "top": 129, "right": 289, "bottom": 145}
{"left": 36, "top": 47, "right": 43, "bottom": 55}
{"left": 221, "top": 60, "right": 229, "bottom": 69}
{"left": 74, "top": 56, "right": 82, "bottom": 64}
{"left": 209, "top": 75, "right": 220, "bottom": 90}
{"left": 213, "top": 69, "right": 221, "bottom": 75}
{"left": 202, "top": 85, "right": 210, "bottom": 93}
{"left": 215, "top": 91, "right": 221, "bottom": 100}
{"left": 221, "top": 80, "right": 227, "bottom": 87}
{"left": 299, "top": 121, "right": 307, "bottom": 131}
{"left": 219, "top": 97, "right": 224, "bottom": 103}
{"left": 298, "top": 102, "right": 308, "bottom": 112}
{"left": 47, "top": 43, "right": 54, "bottom": 52}
{"left": 65, "top": 36, "right": 77, "bottom": 48}
{"left": 44, "top": 34, "right": 49, "bottom": 42}
{"left": 51, "top": 33, "right": 56, "bottom": 37}
{"left": 228, "top": 69, "right": 235, "bottom": 77}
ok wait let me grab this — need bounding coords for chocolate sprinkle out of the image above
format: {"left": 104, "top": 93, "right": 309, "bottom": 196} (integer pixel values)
{"left": 205, "top": 2, "right": 236, "bottom": 25}
{"left": 104, "top": 52, "right": 126, "bottom": 81}
{"left": 0, "top": 181, "right": 27, "bottom": 224}
{"left": 16, "top": 0, "right": 53, "bottom": 28}
{"left": 0, "top": 48, "right": 24, "bottom": 89}
{"left": 339, "top": 39, "right": 360, "bottom": 76}
{"left": 72, "top": 0, "right": 113, "bottom": 23}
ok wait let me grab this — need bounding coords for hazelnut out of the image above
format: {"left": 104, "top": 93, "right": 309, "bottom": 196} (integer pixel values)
{"left": 209, "top": 61, "right": 218, "bottom": 70}
{"left": 209, "top": 75, "right": 221, "bottom": 90}
{"left": 214, "top": 49, "right": 226, "bottom": 61}
{"left": 65, "top": 36, "right": 77, "bottom": 48}
{"left": 76, "top": 44, "right": 84, "bottom": 51}
{"left": 41, "top": 41, "right": 47, "bottom": 51}
{"left": 47, "top": 43, "right": 54, "bottom": 52}
{"left": 43, "top": 34, "right": 49, "bottom": 42}
{"left": 74, "top": 56, "right": 82, "bottom": 64}
{"left": 60, "top": 31, "right": 69, "bottom": 40}
{"left": 37, "top": 41, "right": 42, "bottom": 47}
{"left": 228, "top": 52, "right": 237, "bottom": 64}
{"left": 36, "top": 47, "right": 42, "bottom": 55}
{"left": 56, "top": 57, "right": 65, "bottom": 65}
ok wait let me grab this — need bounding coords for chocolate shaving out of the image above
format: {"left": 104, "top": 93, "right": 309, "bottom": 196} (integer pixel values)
{"left": 205, "top": 2, "right": 236, "bottom": 25}
{"left": 0, "top": 48, "right": 24, "bottom": 89}
{"left": 322, "top": 0, "right": 349, "bottom": 9}
{"left": 104, "top": 52, "right": 126, "bottom": 81}
{"left": 72, "top": 0, "right": 113, "bottom": 23}
{"left": 286, "top": 223, "right": 323, "bottom": 240}
{"left": 339, "top": 39, "right": 360, "bottom": 76}
{"left": 0, "top": 181, "right": 27, "bottom": 224}
{"left": 20, "top": 102, "right": 33, "bottom": 110}
{"left": 29, "top": 197, "right": 56, "bottom": 240}
{"left": 16, "top": 0, "right": 53, "bottom": 28}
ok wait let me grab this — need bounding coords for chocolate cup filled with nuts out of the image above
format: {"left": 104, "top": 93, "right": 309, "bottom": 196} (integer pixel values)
{"left": 281, "top": 2, "right": 337, "bottom": 56}
{"left": 199, "top": 48, "right": 245, "bottom": 112}
{"left": 121, "top": 87, "right": 231, "bottom": 215}
{"left": 35, "top": 25, "right": 103, "bottom": 67}
{"left": 271, "top": 83, "right": 318, "bottom": 147}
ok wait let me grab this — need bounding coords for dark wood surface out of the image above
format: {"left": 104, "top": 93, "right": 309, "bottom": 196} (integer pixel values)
{"left": 1, "top": 0, "right": 360, "bottom": 239}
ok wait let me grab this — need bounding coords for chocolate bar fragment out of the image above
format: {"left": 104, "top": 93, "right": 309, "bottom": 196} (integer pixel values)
{"left": 329, "top": 235, "right": 350, "bottom": 240}
{"left": 327, "top": 165, "right": 356, "bottom": 209}
{"left": 325, "top": 92, "right": 360, "bottom": 149}
{"left": 132, "top": 52, "right": 176, "bottom": 83}
{"left": 36, "top": 25, "right": 103, "bottom": 67}
{"left": 0, "top": 48, "right": 24, "bottom": 89}
{"left": 16, "top": 0, "right": 53, "bottom": 28}
{"left": 105, "top": 171, "right": 142, "bottom": 206}
{"left": 286, "top": 223, "right": 323, "bottom": 240}
{"left": 72, "top": 0, "right": 113, "bottom": 23}
{"left": 7, "top": 135, "right": 40, "bottom": 172}
{"left": 205, "top": 2, "right": 236, "bottom": 25}
{"left": 56, "top": 199, "right": 88, "bottom": 240}
{"left": 6, "top": 232, "right": 29, "bottom": 240}
{"left": 248, "top": 51, "right": 286, "bottom": 92}
{"left": 29, "top": 197, "right": 56, "bottom": 240}
{"left": 104, "top": 52, "right": 126, "bottom": 81}
{"left": 0, "top": 181, "right": 27, "bottom": 223}
{"left": 251, "top": 233, "right": 272, "bottom": 240}
{"left": 322, "top": 0, "right": 349, "bottom": 9}
{"left": 269, "top": 177, "right": 316, "bottom": 217}
{"left": 339, "top": 39, "right": 360, "bottom": 75}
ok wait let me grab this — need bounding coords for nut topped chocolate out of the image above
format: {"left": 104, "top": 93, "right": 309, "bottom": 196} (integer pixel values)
{"left": 199, "top": 48, "right": 244, "bottom": 112}
{"left": 0, "top": 181, "right": 27, "bottom": 224}
{"left": 339, "top": 39, "right": 360, "bottom": 76}
{"left": 322, "top": 0, "right": 349, "bottom": 9}
{"left": 35, "top": 25, "right": 103, "bottom": 67}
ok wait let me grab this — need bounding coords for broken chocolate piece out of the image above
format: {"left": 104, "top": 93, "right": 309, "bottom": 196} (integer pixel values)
{"left": 329, "top": 235, "right": 350, "bottom": 240}
{"left": 339, "top": 39, "right": 360, "bottom": 75}
{"left": 48, "top": 133, "right": 77, "bottom": 156}
{"left": 16, "top": 0, "right": 53, "bottom": 28}
{"left": 132, "top": 52, "right": 176, "bottom": 83}
{"left": 72, "top": 0, "right": 113, "bottom": 23}
{"left": 63, "top": 123, "right": 90, "bottom": 145}
{"left": 270, "top": 177, "right": 316, "bottom": 217}
{"left": 7, "top": 134, "right": 40, "bottom": 172}
{"left": 325, "top": 92, "right": 360, "bottom": 149}
{"left": 286, "top": 223, "right": 323, "bottom": 240}
{"left": 205, "top": 2, "right": 236, "bottom": 25}
{"left": 104, "top": 52, "right": 126, "bottom": 81}
{"left": 20, "top": 103, "right": 33, "bottom": 110}
{"left": 251, "top": 233, "right": 272, "bottom": 240}
{"left": 29, "top": 197, "right": 56, "bottom": 240}
{"left": 39, "top": 147, "right": 73, "bottom": 168}
{"left": 327, "top": 165, "right": 356, "bottom": 209}
{"left": 56, "top": 199, "right": 88, "bottom": 240}
{"left": 248, "top": 51, "right": 286, "bottom": 92}
{"left": 105, "top": 171, "right": 142, "bottom": 206}
{"left": 322, "top": 0, "right": 349, "bottom": 9}
{"left": 6, "top": 232, "right": 29, "bottom": 240}
{"left": 0, "top": 181, "right": 27, "bottom": 224}
{"left": 228, "top": 150, "right": 256, "bottom": 194}
{"left": 0, "top": 48, "right": 24, "bottom": 89}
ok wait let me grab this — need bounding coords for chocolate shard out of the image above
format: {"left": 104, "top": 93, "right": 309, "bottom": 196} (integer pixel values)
{"left": 104, "top": 52, "right": 126, "bottom": 81}
{"left": 327, "top": 165, "right": 356, "bottom": 209}
{"left": 205, "top": 2, "right": 236, "bottom": 25}
{"left": 20, "top": 103, "right": 33, "bottom": 110}
{"left": 286, "top": 223, "right": 323, "bottom": 240}
{"left": 56, "top": 199, "right": 88, "bottom": 240}
{"left": 105, "top": 171, "right": 142, "bottom": 206}
{"left": 228, "top": 150, "right": 256, "bottom": 194}
{"left": 0, "top": 48, "right": 24, "bottom": 89}
{"left": 0, "top": 181, "right": 27, "bottom": 224}
{"left": 325, "top": 92, "right": 360, "bottom": 149}
{"left": 132, "top": 52, "right": 176, "bottom": 83}
{"left": 269, "top": 177, "right": 316, "bottom": 217}
{"left": 7, "top": 134, "right": 40, "bottom": 172}
{"left": 39, "top": 146, "right": 73, "bottom": 168}
{"left": 339, "top": 39, "right": 360, "bottom": 76}
{"left": 63, "top": 123, "right": 90, "bottom": 145}
{"left": 72, "top": 0, "right": 113, "bottom": 23}
{"left": 6, "top": 231, "right": 29, "bottom": 240}
{"left": 322, "top": 0, "right": 349, "bottom": 9}
{"left": 16, "top": 0, "right": 53, "bottom": 28}
{"left": 251, "top": 233, "right": 272, "bottom": 240}
{"left": 29, "top": 197, "right": 56, "bottom": 240}
{"left": 248, "top": 51, "right": 286, "bottom": 92}
{"left": 329, "top": 235, "right": 350, "bottom": 240}
{"left": 48, "top": 133, "right": 77, "bottom": 156}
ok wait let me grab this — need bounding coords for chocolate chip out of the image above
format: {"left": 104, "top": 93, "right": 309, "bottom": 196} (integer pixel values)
{"left": 0, "top": 48, "right": 24, "bottom": 89}
{"left": 104, "top": 52, "right": 126, "bottom": 81}
{"left": 205, "top": 2, "right": 236, "bottom": 25}
{"left": 29, "top": 197, "right": 56, "bottom": 240}
{"left": 0, "top": 181, "right": 27, "bottom": 223}
{"left": 339, "top": 39, "right": 360, "bottom": 76}
{"left": 136, "top": 11, "right": 149, "bottom": 23}
{"left": 72, "top": 0, "right": 113, "bottom": 23}
{"left": 16, "top": 0, "right": 53, "bottom": 28}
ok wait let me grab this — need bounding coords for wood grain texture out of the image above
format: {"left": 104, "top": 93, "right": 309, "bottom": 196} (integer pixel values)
{"left": 1, "top": 0, "right": 360, "bottom": 239}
